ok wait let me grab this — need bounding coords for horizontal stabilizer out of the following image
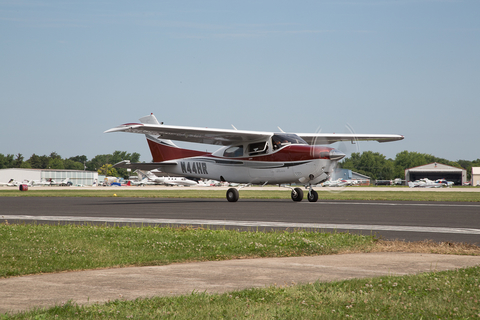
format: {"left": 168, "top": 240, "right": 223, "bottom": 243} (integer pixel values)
{"left": 112, "top": 160, "right": 177, "bottom": 171}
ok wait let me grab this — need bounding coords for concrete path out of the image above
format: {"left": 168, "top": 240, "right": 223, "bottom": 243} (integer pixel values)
{"left": 1, "top": 252, "right": 480, "bottom": 314}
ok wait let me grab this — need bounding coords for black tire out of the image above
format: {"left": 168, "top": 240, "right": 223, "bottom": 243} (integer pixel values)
{"left": 307, "top": 190, "right": 318, "bottom": 202}
{"left": 291, "top": 187, "right": 304, "bottom": 202}
{"left": 226, "top": 188, "right": 239, "bottom": 202}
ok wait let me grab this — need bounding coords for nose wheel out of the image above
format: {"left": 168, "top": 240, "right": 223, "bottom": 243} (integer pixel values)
{"left": 307, "top": 189, "right": 318, "bottom": 202}
{"left": 291, "top": 187, "right": 304, "bottom": 201}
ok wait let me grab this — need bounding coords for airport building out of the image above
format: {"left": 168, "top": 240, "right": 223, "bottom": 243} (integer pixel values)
{"left": 0, "top": 168, "right": 99, "bottom": 186}
{"left": 405, "top": 163, "right": 466, "bottom": 185}
{"left": 472, "top": 167, "right": 480, "bottom": 186}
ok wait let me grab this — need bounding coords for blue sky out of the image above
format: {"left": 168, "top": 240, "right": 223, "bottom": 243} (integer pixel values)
{"left": 1, "top": 0, "right": 479, "bottom": 162}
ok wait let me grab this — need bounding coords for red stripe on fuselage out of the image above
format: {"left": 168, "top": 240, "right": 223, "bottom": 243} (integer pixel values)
{"left": 234, "top": 145, "right": 333, "bottom": 162}
{"left": 148, "top": 138, "right": 333, "bottom": 163}
{"left": 147, "top": 139, "right": 210, "bottom": 162}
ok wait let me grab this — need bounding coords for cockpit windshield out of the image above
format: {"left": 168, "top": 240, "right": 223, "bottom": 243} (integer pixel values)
{"left": 272, "top": 134, "right": 307, "bottom": 150}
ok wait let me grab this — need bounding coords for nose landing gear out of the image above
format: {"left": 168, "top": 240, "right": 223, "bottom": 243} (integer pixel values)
{"left": 307, "top": 188, "right": 318, "bottom": 202}
{"left": 291, "top": 187, "right": 303, "bottom": 201}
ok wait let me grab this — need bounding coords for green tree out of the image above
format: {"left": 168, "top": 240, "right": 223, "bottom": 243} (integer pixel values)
{"left": 69, "top": 155, "right": 87, "bottom": 165}
{"left": 48, "top": 158, "right": 65, "bottom": 169}
{"left": 98, "top": 164, "right": 118, "bottom": 177}
{"left": 64, "top": 159, "right": 84, "bottom": 170}
{"left": 0, "top": 154, "right": 15, "bottom": 169}
{"left": 87, "top": 151, "right": 140, "bottom": 178}
{"left": 14, "top": 154, "right": 24, "bottom": 168}
{"left": 340, "top": 151, "right": 395, "bottom": 180}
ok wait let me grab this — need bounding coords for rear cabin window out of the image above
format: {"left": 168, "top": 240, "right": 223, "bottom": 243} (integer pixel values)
{"left": 223, "top": 145, "right": 243, "bottom": 157}
{"left": 248, "top": 141, "right": 268, "bottom": 156}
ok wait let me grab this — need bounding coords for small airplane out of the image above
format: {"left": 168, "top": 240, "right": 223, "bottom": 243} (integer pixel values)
{"left": 47, "top": 178, "right": 71, "bottom": 186}
{"left": 321, "top": 178, "right": 349, "bottom": 187}
{"left": 0, "top": 179, "right": 32, "bottom": 187}
{"left": 0, "top": 179, "right": 21, "bottom": 187}
{"left": 435, "top": 179, "right": 454, "bottom": 187}
{"left": 126, "top": 177, "right": 150, "bottom": 186}
{"left": 135, "top": 169, "right": 198, "bottom": 186}
{"left": 408, "top": 178, "right": 444, "bottom": 188}
{"left": 105, "top": 113, "right": 403, "bottom": 202}
{"left": 30, "top": 179, "right": 51, "bottom": 187}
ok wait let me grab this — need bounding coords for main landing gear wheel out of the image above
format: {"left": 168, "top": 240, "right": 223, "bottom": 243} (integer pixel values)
{"left": 226, "top": 188, "right": 239, "bottom": 202}
{"left": 291, "top": 187, "right": 304, "bottom": 202}
{"left": 307, "top": 190, "right": 318, "bottom": 202}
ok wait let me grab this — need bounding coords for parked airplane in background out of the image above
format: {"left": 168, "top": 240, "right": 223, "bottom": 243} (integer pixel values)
{"left": 126, "top": 176, "right": 149, "bottom": 186}
{"left": 0, "top": 179, "right": 32, "bottom": 187}
{"left": 0, "top": 179, "right": 21, "bottom": 187}
{"left": 435, "top": 179, "right": 454, "bottom": 187}
{"left": 48, "top": 178, "right": 71, "bottom": 186}
{"left": 322, "top": 179, "right": 350, "bottom": 187}
{"left": 134, "top": 169, "right": 198, "bottom": 186}
{"left": 322, "top": 178, "right": 361, "bottom": 187}
{"left": 30, "top": 179, "right": 51, "bottom": 187}
{"left": 408, "top": 178, "right": 444, "bottom": 188}
{"left": 106, "top": 113, "right": 403, "bottom": 202}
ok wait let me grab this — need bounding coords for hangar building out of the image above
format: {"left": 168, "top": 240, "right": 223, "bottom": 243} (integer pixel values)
{"left": 405, "top": 163, "right": 466, "bottom": 185}
{"left": 472, "top": 167, "right": 480, "bottom": 187}
{"left": 0, "top": 168, "right": 99, "bottom": 186}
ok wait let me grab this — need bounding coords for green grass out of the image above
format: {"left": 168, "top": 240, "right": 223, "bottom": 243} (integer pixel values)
{"left": 1, "top": 188, "right": 479, "bottom": 202}
{"left": 0, "top": 224, "right": 376, "bottom": 278}
{"left": 2, "top": 224, "right": 480, "bottom": 318}
{"left": 4, "top": 267, "right": 480, "bottom": 319}
{"left": 2, "top": 189, "right": 479, "bottom": 318}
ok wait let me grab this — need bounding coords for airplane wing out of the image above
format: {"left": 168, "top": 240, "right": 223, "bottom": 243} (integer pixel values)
{"left": 105, "top": 123, "right": 272, "bottom": 146}
{"left": 297, "top": 133, "right": 404, "bottom": 145}
{"left": 105, "top": 115, "right": 403, "bottom": 146}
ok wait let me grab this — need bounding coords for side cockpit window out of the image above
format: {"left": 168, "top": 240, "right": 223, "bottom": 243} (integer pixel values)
{"left": 223, "top": 145, "right": 244, "bottom": 157}
{"left": 272, "top": 133, "right": 307, "bottom": 150}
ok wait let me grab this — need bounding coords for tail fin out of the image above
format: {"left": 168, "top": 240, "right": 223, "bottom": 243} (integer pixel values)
{"left": 135, "top": 169, "right": 148, "bottom": 180}
{"left": 139, "top": 113, "right": 209, "bottom": 162}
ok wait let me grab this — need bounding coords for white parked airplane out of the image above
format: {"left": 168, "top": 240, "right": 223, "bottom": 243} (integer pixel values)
{"left": 0, "top": 179, "right": 32, "bottom": 187}
{"left": 30, "top": 179, "right": 51, "bottom": 187}
{"left": 106, "top": 113, "right": 403, "bottom": 202}
{"left": 408, "top": 178, "right": 444, "bottom": 188}
{"left": 135, "top": 169, "right": 198, "bottom": 186}
{"left": 47, "top": 178, "right": 71, "bottom": 186}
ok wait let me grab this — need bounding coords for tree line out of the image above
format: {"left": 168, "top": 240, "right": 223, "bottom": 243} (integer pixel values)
{"left": 340, "top": 150, "right": 480, "bottom": 181}
{"left": 0, "top": 151, "right": 140, "bottom": 179}
{"left": 1, "top": 150, "right": 479, "bottom": 182}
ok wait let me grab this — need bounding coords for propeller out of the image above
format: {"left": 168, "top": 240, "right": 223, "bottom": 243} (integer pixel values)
{"left": 307, "top": 123, "right": 362, "bottom": 191}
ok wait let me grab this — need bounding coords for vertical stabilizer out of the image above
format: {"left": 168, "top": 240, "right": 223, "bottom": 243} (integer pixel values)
{"left": 140, "top": 113, "right": 210, "bottom": 162}
{"left": 139, "top": 113, "right": 161, "bottom": 125}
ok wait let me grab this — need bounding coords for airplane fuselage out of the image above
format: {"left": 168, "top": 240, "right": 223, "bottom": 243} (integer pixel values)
{"left": 158, "top": 144, "right": 338, "bottom": 185}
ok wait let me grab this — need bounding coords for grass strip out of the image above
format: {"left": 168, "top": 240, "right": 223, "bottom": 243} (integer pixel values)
{"left": 0, "top": 224, "right": 376, "bottom": 278}
{"left": 1, "top": 188, "right": 479, "bottom": 202}
{"left": 5, "top": 267, "right": 480, "bottom": 319}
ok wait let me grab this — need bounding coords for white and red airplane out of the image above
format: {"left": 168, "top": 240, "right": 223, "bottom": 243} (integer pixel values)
{"left": 106, "top": 113, "right": 403, "bottom": 202}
